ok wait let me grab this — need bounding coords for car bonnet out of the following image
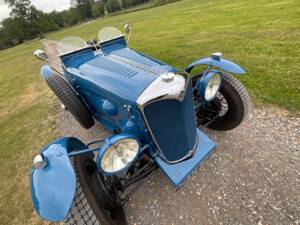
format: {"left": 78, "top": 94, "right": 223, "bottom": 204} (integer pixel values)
{"left": 64, "top": 46, "right": 177, "bottom": 102}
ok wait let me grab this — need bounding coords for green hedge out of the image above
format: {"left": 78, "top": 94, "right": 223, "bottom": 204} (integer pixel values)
{"left": 154, "top": 0, "right": 182, "bottom": 6}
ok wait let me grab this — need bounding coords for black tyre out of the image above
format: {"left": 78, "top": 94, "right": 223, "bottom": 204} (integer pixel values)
{"left": 65, "top": 142, "right": 127, "bottom": 225}
{"left": 198, "top": 73, "right": 251, "bottom": 131}
{"left": 44, "top": 73, "right": 94, "bottom": 129}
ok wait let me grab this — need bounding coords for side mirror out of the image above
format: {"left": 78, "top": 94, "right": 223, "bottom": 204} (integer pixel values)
{"left": 34, "top": 49, "right": 47, "bottom": 60}
{"left": 124, "top": 24, "right": 132, "bottom": 43}
{"left": 124, "top": 24, "right": 131, "bottom": 34}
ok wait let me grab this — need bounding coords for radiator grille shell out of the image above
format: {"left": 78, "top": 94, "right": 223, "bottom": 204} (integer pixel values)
{"left": 142, "top": 82, "right": 197, "bottom": 163}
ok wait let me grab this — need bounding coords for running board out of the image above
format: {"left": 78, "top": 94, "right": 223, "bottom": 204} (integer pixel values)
{"left": 155, "top": 129, "right": 216, "bottom": 188}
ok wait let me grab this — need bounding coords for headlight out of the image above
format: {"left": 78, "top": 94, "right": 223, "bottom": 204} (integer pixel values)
{"left": 33, "top": 153, "right": 47, "bottom": 169}
{"left": 100, "top": 136, "right": 140, "bottom": 174}
{"left": 196, "top": 72, "right": 222, "bottom": 101}
{"left": 204, "top": 73, "right": 221, "bottom": 101}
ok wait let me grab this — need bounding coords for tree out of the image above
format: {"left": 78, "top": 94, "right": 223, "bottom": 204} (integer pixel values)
{"left": 97, "top": 1, "right": 105, "bottom": 17}
{"left": 68, "top": 7, "right": 83, "bottom": 25}
{"left": 90, "top": 1, "right": 105, "bottom": 18}
{"left": 0, "top": 0, "right": 58, "bottom": 49}
{"left": 154, "top": 0, "right": 181, "bottom": 6}
{"left": 0, "top": 17, "right": 21, "bottom": 45}
{"left": 121, "top": 0, "right": 130, "bottom": 9}
{"left": 49, "top": 11, "right": 65, "bottom": 28}
{"left": 76, "top": 0, "right": 92, "bottom": 19}
{"left": 30, "top": 7, "right": 58, "bottom": 35}
{"left": 6, "top": 0, "right": 33, "bottom": 41}
{"left": 91, "top": 4, "right": 101, "bottom": 18}
{"left": 105, "top": 0, "right": 121, "bottom": 13}
{"left": 3, "top": 0, "right": 18, "bottom": 6}
{"left": 0, "top": 0, "right": 153, "bottom": 50}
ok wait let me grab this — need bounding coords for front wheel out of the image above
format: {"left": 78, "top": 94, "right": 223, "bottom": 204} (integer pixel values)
{"left": 197, "top": 73, "right": 251, "bottom": 131}
{"left": 65, "top": 150, "right": 127, "bottom": 225}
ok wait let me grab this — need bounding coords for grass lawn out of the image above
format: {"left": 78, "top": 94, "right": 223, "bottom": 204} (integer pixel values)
{"left": 0, "top": 41, "right": 59, "bottom": 225}
{"left": 48, "top": 0, "right": 300, "bottom": 111}
{"left": 0, "top": 0, "right": 299, "bottom": 224}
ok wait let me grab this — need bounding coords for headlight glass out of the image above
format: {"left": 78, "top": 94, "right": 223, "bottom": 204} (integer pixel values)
{"left": 204, "top": 73, "right": 221, "bottom": 101}
{"left": 100, "top": 138, "right": 139, "bottom": 173}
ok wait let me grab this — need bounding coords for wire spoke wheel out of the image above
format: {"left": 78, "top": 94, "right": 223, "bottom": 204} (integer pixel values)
{"left": 216, "top": 93, "right": 229, "bottom": 117}
{"left": 195, "top": 72, "right": 251, "bottom": 131}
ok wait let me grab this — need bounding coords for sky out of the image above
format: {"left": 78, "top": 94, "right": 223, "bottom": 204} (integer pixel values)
{"left": 0, "top": 0, "right": 71, "bottom": 21}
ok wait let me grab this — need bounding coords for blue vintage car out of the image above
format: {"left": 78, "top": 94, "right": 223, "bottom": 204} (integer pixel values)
{"left": 31, "top": 26, "right": 250, "bottom": 225}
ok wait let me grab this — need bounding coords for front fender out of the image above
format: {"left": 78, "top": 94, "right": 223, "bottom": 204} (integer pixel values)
{"left": 30, "top": 137, "right": 85, "bottom": 222}
{"left": 185, "top": 54, "right": 246, "bottom": 74}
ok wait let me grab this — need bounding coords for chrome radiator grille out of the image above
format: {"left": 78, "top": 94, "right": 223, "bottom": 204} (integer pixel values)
{"left": 142, "top": 82, "right": 197, "bottom": 163}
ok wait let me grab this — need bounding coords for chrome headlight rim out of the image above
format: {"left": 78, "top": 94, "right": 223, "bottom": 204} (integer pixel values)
{"left": 197, "top": 71, "right": 222, "bottom": 102}
{"left": 97, "top": 134, "right": 141, "bottom": 175}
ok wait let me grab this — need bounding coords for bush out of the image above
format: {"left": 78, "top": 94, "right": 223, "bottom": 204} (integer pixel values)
{"left": 129, "top": 0, "right": 149, "bottom": 7}
{"left": 106, "top": 0, "right": 121, "bottom": 13}
{"left": 154, "top": 0, "right": 181, "bottom": 6}
{"left": 121, "top": 0, "right": 130, "bottom": 9}
{"left": 91, "top": 4, "right": 101, "bottom": 18}
{"left": 98, "top": 1, "right": 105, "bottom": 16}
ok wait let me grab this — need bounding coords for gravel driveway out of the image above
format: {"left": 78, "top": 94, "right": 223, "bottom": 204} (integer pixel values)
{"left": 44, "top": 41, "right": 300, "bottom": 225}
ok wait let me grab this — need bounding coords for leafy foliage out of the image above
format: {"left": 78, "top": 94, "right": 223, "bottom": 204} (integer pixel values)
{"left": 77, "top": 0, "right": 92, "bottom": 19}
{"left": 0, "top": 0, "right": 58, "bottom": 48}
{"left": 121, "top": 0, "right": 131, "bottom": 9}
{"left": 91, "top": 4, "right": 101, "bottom": 18}
{"left": 0, "top": 0, "right": 179, "bottom": 50}
{"left": 154, "top": 0, "right": 181, "bottom": 6}
{"left": 105, "top": 0, "right": 121, "bottom": 13}
{"left": 0, "top": 0, "right": 108, "bottom": 50}
{"left": 92, "top": 1, "right": 105, "bottom": 18}
{"left": 129, "top": 0, "right": 150, "bottom": 7}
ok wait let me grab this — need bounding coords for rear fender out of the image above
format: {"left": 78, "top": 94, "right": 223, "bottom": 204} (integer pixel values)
{"left": 185, "top": 53, "right": 246, "bottom": 74}
{"left": 30, "top": 137, "right": 85, "bottom": 222}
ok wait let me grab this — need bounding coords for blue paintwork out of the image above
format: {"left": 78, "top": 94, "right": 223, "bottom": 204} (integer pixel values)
{"left": 59, "top": 37, "right": 178, "bottom": 142}
{"left": 40, "top": 64, "right": 54, "bottom": 79}
{"left": 32, "top": 31, "right": 248, "bottom": 222}
{"left": 30, "top": 137, "right": 85, "bottom": 222}
{"left": 155, "top": 129, "right": 216, "bottom": 187}
{"left": 143, "top": 81, "right": 197, "bottom": 162}
{"left": 62, "top": 38, "right": 176, "bottom": 103}
{"left": 68, "top": 143, "right": 150, "bottom": 157}
{"left": 96, "top": 133, "right": 141, "bottom": 175}
{"left": 196, "top": 70, "right": 222, "bottom": 101}
{"left": 100, "top": 36, "right": 127, "bottom": 51}
{"left": 185, "top": 56, "right": 246, "bottom": 74}
{"left": 100, "top": 99, "right": 119, "bottom": 115}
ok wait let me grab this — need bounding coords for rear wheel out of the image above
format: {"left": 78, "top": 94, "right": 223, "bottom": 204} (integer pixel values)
{"left": 196, "top": 72, "right": 251, "bottom": 131}
{"left": 65, "top": 150, "right": 127, "bottom": 225}
{"left": 43, "top": 73, "right": 94, "bottom": 129}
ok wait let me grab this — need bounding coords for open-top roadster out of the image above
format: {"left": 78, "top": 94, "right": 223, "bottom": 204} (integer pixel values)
{"left": 31, "top": 25, "right": 250, "bottom": 225}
